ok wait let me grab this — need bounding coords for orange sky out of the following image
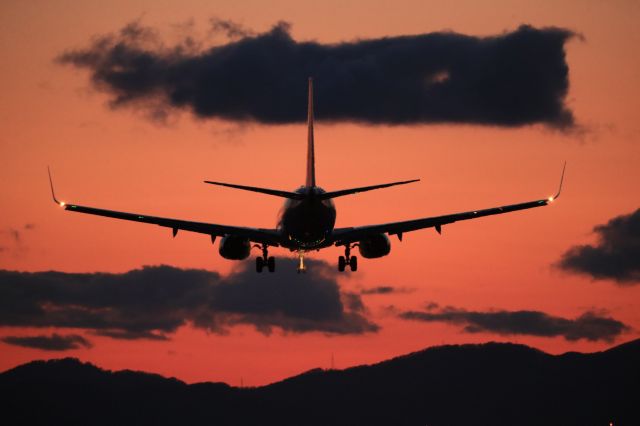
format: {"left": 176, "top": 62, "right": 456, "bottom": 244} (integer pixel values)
{"left": 1, "top": 0, "right": 639, "bottom": 385}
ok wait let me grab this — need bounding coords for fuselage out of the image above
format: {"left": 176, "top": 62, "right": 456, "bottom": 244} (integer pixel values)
{"left": 278, "top": 186, "right": 336, "bottom": 250}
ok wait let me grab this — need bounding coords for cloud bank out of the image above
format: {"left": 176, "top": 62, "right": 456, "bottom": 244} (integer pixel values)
{"left": 400, "top": 303, "right": 628, "bottom": 342}
{"left": 0, "top": 260, "right": 378, "bottom": 344}
{"left": 58, "top": 21, "right": 575, "bottom": 127}
{"left": 558, "top": 208, "right": 640, "bottom": 284}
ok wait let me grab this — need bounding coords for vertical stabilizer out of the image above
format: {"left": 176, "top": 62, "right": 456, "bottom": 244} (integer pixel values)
{"left": 306, "top": 77, "right": 316, "bottom": 187}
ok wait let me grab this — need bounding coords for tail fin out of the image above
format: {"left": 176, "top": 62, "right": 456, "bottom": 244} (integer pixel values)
{"left": 306, "top": 77, "right": 316, "bottom": 188}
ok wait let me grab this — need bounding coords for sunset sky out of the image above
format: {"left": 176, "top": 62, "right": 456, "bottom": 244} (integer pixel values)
{"left": 1, "top": 0, "right": 639, "bottom": 385}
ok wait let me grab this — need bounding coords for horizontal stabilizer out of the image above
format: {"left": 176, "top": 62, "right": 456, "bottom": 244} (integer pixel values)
{"left": 204, "top": 181, "right": 305, "bottom": 200}
{"left": 318, "top": 179, "right": 420, "bottom": 200}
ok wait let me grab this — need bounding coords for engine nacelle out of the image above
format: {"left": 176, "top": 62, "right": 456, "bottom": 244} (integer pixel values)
{"left": 218, "top": 235, "right": 251, "bottom": 260}
{"left": 358, "top": 233, "right": 391, "bottom": 258}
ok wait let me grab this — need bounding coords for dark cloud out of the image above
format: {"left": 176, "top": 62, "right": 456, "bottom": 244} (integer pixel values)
{"left": 0, "top": 260, "right": 378, "bottom": 341}
{"left": 399, "top": 303, "right": 628, "bottom": 342}
{"left": 361, "top": 286, "right": 413, "bottom": 295}
{"left": 558, "top": 209, "right": 640, "bottom": 284}
{"left": 58, "top": 21, "right": 575, "bottom": 127}
{"left": 1, "top": 333, "right": 92, "bottom": 351}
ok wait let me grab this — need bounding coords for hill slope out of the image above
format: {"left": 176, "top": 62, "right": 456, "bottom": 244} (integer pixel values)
{"left": 2, "top": 340, "right": 638, "bottom": 425}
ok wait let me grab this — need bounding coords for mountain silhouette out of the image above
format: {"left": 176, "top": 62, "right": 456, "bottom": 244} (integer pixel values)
{"left": 2, "top": 340, "right": 638, "bottom": 425}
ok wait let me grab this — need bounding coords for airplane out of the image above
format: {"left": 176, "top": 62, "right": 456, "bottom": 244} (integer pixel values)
{"left": 48, "top": 78, "right": 565, "bottom": 273}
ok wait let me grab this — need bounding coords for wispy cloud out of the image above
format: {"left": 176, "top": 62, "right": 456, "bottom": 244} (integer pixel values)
{"left": 1, "top": 333, "right": 92, "bottom": 351}
{"left": 399, "top": 303, "right": 628, "bottom": 342}
{"left": 0, "top": 223, "right": 36, "bottom": 256}
{"left": 360, "top": 286, "right": 414, "bottom": 295}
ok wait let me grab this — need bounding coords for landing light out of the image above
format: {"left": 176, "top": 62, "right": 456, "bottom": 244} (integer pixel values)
{"left": 547, "top": 196, "right": 554, "bottom": 202}
{"left": 59, "top": 201, "right": 66, "bottom": 207}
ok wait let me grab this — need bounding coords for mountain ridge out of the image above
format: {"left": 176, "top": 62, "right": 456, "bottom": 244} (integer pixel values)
{"left": 2, "top": 339, "right": 638, "bottom": 425}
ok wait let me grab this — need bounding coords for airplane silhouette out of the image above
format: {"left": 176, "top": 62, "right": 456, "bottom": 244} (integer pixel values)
{"left": 49, "top": 78, "right": 565, "bottom": 273}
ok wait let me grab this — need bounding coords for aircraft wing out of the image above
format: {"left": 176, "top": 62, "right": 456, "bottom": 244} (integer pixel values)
{"left": 332, "top": 164, "right": 566, "bottom": 245}
{"left": 331, "top": 198, "right": 552, "bottom": 244}
{"left": 48, "top": 169, "right": 282, "bottom": 245}
{"left": 57, "top": 203, "right": 282, "bottom": 245}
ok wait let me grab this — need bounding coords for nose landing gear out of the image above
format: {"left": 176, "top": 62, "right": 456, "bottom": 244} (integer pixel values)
{"left": 297, "top": 250, "right": 306, "bottom": 274}
{"left": 255, "top": 244, "right": 275, "bottom": 273}
{"left": 338, "top": 244, "right": 358, "bottom": 272}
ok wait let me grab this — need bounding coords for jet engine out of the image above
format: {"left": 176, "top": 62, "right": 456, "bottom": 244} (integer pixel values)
{"left": 218, "top": 235, "right": 251, "bottom": 260}
{"left": 358, "top": 233, "right": 391, "bottom": 258}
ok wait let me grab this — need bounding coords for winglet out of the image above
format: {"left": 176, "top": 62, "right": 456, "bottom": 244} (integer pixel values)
{"left": 47, "top": 166, "right": 65, "bottom": 206}
{"left": 548, "top": 161, "right": 566, "bottom": 202}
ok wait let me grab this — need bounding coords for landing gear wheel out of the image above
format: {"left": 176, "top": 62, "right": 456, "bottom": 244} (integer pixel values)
{"left": 339, "top": 244, "right": 358, "bottom": 272}
{"left": 349, "top": 256, "right": 358, "bottom": 272}
{"left": 254, "top": 244, "right": 273, "bottom": 273}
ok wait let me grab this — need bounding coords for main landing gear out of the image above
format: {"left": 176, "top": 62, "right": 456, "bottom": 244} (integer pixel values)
{"left": 338, "top": 244, "right": 358, "bottom": 272}
{"left": 255, "top": 244, "right": 275, "bottom": 273}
